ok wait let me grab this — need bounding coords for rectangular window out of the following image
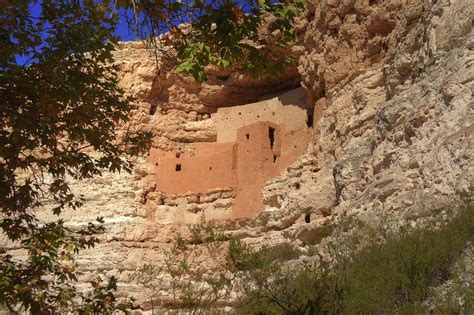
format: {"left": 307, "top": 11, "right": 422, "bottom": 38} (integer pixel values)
{"left": 307, "top": 112, "right": 314, "bottom": 128}
{"left": 269, "top": 127, "right": 275, "bottom": 149}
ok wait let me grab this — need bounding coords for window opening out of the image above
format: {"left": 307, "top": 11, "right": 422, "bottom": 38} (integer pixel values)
{"left": 217, "top": 75, "right": 230, "bottom": 81}
{"left": 246, "top": 133, "right": 250, "bottom": 140}
{"left": 305, "top": 213, "right": 311, "bottom": 223}
{"left": 269, "top": 127, "right": 275, "bottom": 149}
{"left": 176, "top": 152, "right": 181, "bottom": 158}
{"left": 175, "top": 164, "right": 181, "bottom": 171}
{"left": 149, "top": 104, "right": 158, "bottom": 115}
{"left": 307, "top": 112, "right": 314, "bottom": 128}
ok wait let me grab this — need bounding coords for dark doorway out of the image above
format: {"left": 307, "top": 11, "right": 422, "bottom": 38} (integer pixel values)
{"left": 307, "top": 112, "right": 314, "bottom": 128}
{"left": 269, "top": 127, "right": 276, "bottom": 149}
{"left": 217, "top": 75, "right": 230, "bottom": 81}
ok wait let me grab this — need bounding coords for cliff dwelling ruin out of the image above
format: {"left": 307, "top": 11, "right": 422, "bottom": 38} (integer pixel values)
{"left": 148, "top": 88, "right": 314, "bottom": 220}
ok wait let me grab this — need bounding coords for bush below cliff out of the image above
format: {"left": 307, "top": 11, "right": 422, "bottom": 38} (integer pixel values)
{"left": 237, "top": 200, "right": 474, "bottom": 314}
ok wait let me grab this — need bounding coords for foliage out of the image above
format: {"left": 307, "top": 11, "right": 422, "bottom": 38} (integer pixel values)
{"left": 261, "top": 243, "right": 302, "bottom": 263}
{"left": 1, "top": 0, "right": 306, "bottom": 312}
{"left": 0, "top": 0, "right": 150, "bottom": 312}
{"left": 133, "top": 202, "right": 473, "bottom": 313}
{"left": 133, "top": 221, "right": 307, "bottom": 314}
{"left": 132, "top": 264, "right": 162, "bottom": 313}
{"left": 117, "top": 0, "right": 306, "bottom": 81}
{"left": 75, "top": 276, "right": 135, "bottom": 314}
{"left": 431, "top": 277, "right": 474, "bottom": 314}
{"left": 236, "top": 201, "right": 474, "bottom": 314}
{"left": 133, "top": 222, "right": 238, "bottom": 314}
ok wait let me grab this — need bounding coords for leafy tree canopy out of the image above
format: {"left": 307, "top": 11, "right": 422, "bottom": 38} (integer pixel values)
{"left": 0, "top": 0, "right": 304, "bottom": 313}
{"left": 0, "top": 0, "right": 148, "bottom": 312}
{"left": 117, "top": 0, "right": 305, "bottom": 81}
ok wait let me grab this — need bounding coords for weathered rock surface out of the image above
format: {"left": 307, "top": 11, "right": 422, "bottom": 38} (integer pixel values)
{"left": 8, "top": 0, "right": 472, "bottom": 310}
{"left": 294, "top": 0, "right": 473, "bottom": 229}
{"left": 113, "top": 41, "right": 301, "bottom": 152}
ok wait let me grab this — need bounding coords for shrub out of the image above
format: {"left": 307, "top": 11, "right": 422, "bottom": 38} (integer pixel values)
{"left": 262, "top": 243, "right": 303, "bottom": 263}
{"left": 338, "top": 203, "right": 474, "bottom": 314}
{"left": 132, "top": 201, "right": 473, "bottom": 314}
{"left": 236, "top": 201, "right": 474, "bottom": 314}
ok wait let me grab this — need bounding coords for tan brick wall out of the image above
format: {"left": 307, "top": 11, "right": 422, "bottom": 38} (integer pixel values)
{"left": 214, "top": 87, "right": 309, "bottom": 143}
{"left": 147, "top": 88, "right": 315, "bottom": 218}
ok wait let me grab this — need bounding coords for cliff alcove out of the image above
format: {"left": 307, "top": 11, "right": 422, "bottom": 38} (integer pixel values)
{"left": 147, "top": 87, "right": 314, "bottom": 220}
{"left": 9, "top": 0, "right": 472, "bottom": 310}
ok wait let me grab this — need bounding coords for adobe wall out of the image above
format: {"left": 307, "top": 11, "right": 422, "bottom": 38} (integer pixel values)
{"left": 232, "top": 122, "right": 281, "bottom": 218}
{"left": 278, "top": 128, "right": 313, "bottom": 169}
{"left": 151, "top": 188, "right": 236, "bottom": 225}
{"left": 149, "top": 143, "right": 237, "bottom": 195}
{"left": 147, "top": 88, "right": 314, "bottom": 219}
{"left": 231, "top": 121, "right": 313, "bottom": 218}
{"left": 215, "top": 87, "right": 309, "bottom": 143}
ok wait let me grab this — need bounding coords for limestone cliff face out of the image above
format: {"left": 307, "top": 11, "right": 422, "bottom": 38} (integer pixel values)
{"left": 113, "top": 42, "right": 301, "bottom": 149}
{"left": 282, "top": 0, "right": 473, "bottom": 239}
{"left": 219, "top": 0, "right": 473, "bottom": 246}
{"left": 12, "top": 0, "right": 472, "bottom": 309}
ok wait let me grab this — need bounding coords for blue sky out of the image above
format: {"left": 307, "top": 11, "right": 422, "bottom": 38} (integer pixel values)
{"left": 116, "top": 16, "right": 137, "bottom": 41}
{"left": 15, "top": 2, "right": 137, "bottom": 65}
{"left": 15, "top": 0, "right": 253, "bottom": 64}
{"left": 27, "top": 0, "right": 253, "bottom": 42}
{"left": 28, "top": 2, "right": 138, "bottom": 41}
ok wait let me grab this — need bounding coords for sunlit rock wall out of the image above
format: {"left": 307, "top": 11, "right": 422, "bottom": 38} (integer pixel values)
{"left": 4, "top": 0, "right": 471, "bottom": 310}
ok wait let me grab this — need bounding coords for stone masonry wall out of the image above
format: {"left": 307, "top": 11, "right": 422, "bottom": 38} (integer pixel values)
{"left": 3, "top": 0, "right": 472, "bottom": 311}
{"left": 146, "top": 90, "right": 313, "bottom": 219}
{"left": 215, "top": 87, "right": 310, "bottom": 142}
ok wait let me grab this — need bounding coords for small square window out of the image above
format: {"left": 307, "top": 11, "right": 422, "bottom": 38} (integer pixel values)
{"left": 175, "top": 164, "right": 182, "bottom": 171}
